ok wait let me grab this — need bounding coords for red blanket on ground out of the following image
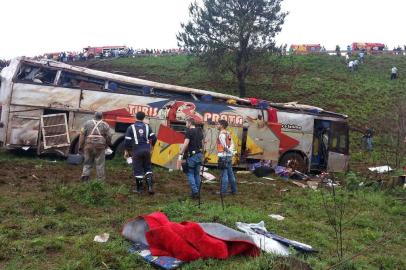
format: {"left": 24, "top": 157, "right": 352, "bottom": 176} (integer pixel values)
{"left": 143, "top": 212, "right": 259, "bottom": 262}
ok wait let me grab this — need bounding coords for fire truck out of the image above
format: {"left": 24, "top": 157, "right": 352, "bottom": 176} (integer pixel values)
{"left": 0, "top": 58, "right": 349, "bottom": 172}
{"left": 83, "top": 46, "right": 128, "bottom": 58}
{"left": 290, "top": 44, "right": 322, "bottom": 54}
{"left": 351, "top": 42, "right": 385, "bottom": 52}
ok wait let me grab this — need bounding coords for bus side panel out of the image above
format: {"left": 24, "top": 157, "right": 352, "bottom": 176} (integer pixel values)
{"left": 12, "top": 83, "right": 81, "bottom": 109}
{"left": 277, "top": 112, "right": 315, "bottom": 160}
{"left": 245, "top": 112, "right": 279, "bottom": 161}
{"left": 80, "top": 90, "right": 168, "bottom": 113}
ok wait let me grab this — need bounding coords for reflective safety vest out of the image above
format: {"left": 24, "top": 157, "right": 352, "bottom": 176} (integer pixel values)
{"left": 216, "top": 130, "right": 232, "bottom": 153}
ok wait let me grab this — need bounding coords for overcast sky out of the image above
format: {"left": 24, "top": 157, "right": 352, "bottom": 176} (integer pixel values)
{"left": 1, "top": 0, "right": 405, "bottom": 59}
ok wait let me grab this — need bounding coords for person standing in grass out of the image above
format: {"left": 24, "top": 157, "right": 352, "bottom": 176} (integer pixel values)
{"left": 362, "top": 126, "right": 374, "bottom": 152}
{"left": 391, "top": 66, "right": 398, "bottom": 80}
{"left": 216, "top": 120, "right": 237, "bottom": 195}
{"left": 124, "top": 111, "right": 157, "bottom": 194}
{"left": 177, "top": 118, "right": 204, "bottom": 199}
{"left": 79, "top": 112, "right": 112, "bottom": 181}
{"left": 348, "top": 60, "right": 354, "bottom": 72}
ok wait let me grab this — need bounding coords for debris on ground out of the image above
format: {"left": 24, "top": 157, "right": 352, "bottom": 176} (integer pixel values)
{"left": 239, "top": 181, "right": 265, "bottom": 185}
{"left": 250, "top": 160, "right": 274, "bottom": 177}
{"left": 236, "top": 221, "right": 289, "bottom": 256}
{"left": 236, "top": 170, "right": 251, "bottom": 174}
{"left": 269, "top": 214, "right": 285, "bottom": 221}
{"left": 201, "top": 171, "right": 215, "bottom": 181}
{"left": 201, "top": 179, "right": 216, "bottom": 184}
{"left": 236, "top": 221, "right": 317, "bottom": 255}
{"left": 306, "top": 180, "right": 319, "bottom": 190}
{"left": 368, "top": 165, "right": 393, "bottom": 173}
{"left": 262, "top": 177, "right": 275, "bottom": 181}
{"left": 94, "top": 233, "right": 110, "bottom": 243}
{"left": 291, "top": 181, "right": 307, "bottom": 188}
{"left": 105, "top": 147, "right": 113, "bottom": 155}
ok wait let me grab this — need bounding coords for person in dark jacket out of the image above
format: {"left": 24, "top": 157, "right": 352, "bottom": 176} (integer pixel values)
{"left": 124, "top": 111, "right": 157, "bottom": 194}
{"left": 363, "top": 126, "right": 374, "bottom": 152}
{"left": 177, "top": 118, "right": 204, "bottom": 198}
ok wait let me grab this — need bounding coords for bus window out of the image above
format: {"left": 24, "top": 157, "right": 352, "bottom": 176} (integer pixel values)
{"left": 154, "top": 88, "right": 194, "bottom": 100}
{"left": 111, "top": 82, "right": 144, "bottom": 95}
{"left": 329, "top": 122, "right": 349, "bottom": 155}
{"left": 59, "top": 72, "right": 105, "bottom": 91}
{"left": 17, "top": 64, "right": 57, "bottom": 85}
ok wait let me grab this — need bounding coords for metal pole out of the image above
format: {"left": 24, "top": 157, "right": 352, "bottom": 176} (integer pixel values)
{"left": 197, "top": 153, "right": 206, "bottom": 208}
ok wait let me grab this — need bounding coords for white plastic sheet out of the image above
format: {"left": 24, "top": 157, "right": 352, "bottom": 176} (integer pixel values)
{"left": 368, "top": 165, "right": 393, "bottom": 173}
{"left": 235, "top": 221, "right": 290, "bottom": 256}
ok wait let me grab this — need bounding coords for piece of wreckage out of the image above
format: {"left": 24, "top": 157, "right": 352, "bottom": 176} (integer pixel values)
{"left": 0, "top": 58, "right": 349, "bottom": 173}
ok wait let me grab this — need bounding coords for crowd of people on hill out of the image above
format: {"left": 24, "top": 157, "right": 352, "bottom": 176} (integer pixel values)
{"left": 344, "top": 48, "right": 399, "bottom": 80}
{"left": 38, "top": 48, "right": 191, "bottom": 63}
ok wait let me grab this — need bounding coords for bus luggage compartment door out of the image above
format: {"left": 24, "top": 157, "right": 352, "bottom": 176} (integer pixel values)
{"left": 41, "top": 113, "right": 71, "bottom": 149}
{"left": 7, "top": 115, "right": 40, "bottom": 147}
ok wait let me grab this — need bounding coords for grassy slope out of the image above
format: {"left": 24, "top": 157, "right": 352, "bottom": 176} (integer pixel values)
{"left": 0, "top": 153, "right": 405, "bottom": 270}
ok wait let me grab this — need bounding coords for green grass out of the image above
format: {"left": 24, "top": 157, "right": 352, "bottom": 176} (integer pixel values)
{"left": 0, "top": 151, "right": 405, "bottom": 269}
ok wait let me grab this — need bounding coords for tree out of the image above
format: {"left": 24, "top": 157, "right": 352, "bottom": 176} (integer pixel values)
{"left": 177, "top": 0, "right": 288, "bottom": 97}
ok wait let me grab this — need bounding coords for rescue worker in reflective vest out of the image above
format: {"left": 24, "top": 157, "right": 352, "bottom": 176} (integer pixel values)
{"left": 79, "top": 112, "right": 112, "bottom": 181}
{"left": 216, "top": 119, "right": 237, "bottom": 195}
{"left": 124, "top": 111, "right": 157, "bottom": 194}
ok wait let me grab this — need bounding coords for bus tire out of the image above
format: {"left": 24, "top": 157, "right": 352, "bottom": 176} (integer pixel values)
{"left": 279, "top": 152, "right": 307, "bottom": 173}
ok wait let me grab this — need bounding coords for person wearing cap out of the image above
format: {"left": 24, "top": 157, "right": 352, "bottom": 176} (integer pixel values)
{"left": 177, "top": 118, "right": 204, "bottom": 198}
{"left": 79, "top": 112, "right": 112, "bottom": 181}
{"left": 216, "top": 119, "right": 237, "bottom": 195}
{"left": 124, "top": 111, "right": 157, "bottom": 194}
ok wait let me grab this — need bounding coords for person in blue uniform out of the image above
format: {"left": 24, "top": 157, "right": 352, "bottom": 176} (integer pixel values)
{"left": 124, "top": 111, "right": 157, "bottom": 194}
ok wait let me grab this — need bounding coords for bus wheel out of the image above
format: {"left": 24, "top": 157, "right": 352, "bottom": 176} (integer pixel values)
{"left": 279, "top": 152, "right": 307, "bottom": 173}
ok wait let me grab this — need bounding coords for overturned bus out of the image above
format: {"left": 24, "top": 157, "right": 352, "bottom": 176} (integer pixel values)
{"left": 0, "top": 58, "right": 349, "bottom": 172}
